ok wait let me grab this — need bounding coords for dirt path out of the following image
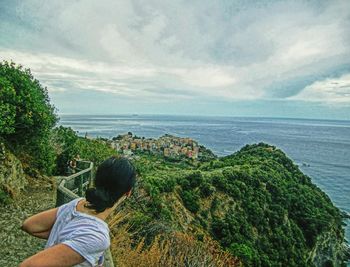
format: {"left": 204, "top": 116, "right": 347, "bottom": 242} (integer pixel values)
{"left": 0, "top": 177, "right": 56, "bottom": 266}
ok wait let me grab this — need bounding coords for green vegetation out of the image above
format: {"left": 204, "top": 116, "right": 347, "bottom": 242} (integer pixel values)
{"left": 122, "top": 143, "right": 346, "bottom": 266}
{"left": 0, "top": 61, "right": 58, "bottom": 175}
{"left": 51, "top": 126, "right": 117, "bottom": 174}
{"left": 0, "top": 187, "right": 11, "bottom": 205}
{"left": 1, "top": 62, "right": 347, "bottom": 266}
{"left": 0, "top": 61, "right": 121, "bottom": 177}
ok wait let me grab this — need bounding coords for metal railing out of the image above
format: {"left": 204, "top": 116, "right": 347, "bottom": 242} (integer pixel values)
{"left": 56, "top": 160, "right": 93, "bottom": 207}
{"left": 56, "top": 160, "right": 115, "bottom": 267}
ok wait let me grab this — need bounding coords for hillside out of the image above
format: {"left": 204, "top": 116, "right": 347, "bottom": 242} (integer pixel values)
{"left": 1, "top": 61, "right": 349, "bottom": 266}
{"left": 114, "top": 142, "right": 349, "bottom": 266}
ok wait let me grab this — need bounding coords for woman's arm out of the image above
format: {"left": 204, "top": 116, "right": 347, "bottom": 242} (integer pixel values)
{"left": 21, "top": 208, "right": 58, "bottom": 239}
{"left": 19, "top": 244, "right": 85, "bottom": 267}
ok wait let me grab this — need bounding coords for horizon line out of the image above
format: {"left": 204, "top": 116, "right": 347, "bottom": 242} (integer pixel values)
{"left": 56, "top": 113, "right": 350, "bottom": 122}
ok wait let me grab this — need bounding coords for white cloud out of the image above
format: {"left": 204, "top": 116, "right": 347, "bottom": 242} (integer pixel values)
{"left": 168, "top": 66, "right": 236, "bottom": 88}
{"left": 49, "top": 87, "right": 67, "bottom": 93}
{"left": 288, "top": 74, "right": 350, "bottom": 104}
{"left": 0, "top": 0, "right": 350, "bottom": 107}
{"left": 0, "top": 49, "right": 239, "bottom": 100}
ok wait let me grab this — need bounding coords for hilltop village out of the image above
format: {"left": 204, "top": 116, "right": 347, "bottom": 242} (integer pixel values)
{"left": 99, "top": 132, "right": 216, "bottom": 161}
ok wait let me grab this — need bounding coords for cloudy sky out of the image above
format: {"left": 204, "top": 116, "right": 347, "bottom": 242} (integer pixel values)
{"left": 1, "top": 0, "right": 350, "bottom": 119}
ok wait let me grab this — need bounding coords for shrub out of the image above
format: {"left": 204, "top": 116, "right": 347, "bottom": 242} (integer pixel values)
{"left": 145, "top": 175, "right": 177, "bottom": 194}
{"left": 200, "top": 181, "right": 216, "bottom": 197}
{"left": 0, "top": 77, "right": 16, "bottom": 135}
{"left": 0, "top": 61, "right": 57, "bottom": 146}
{"left": 0, "top": 187, "right": 11, "bottom": 205}
{"left": 51, "top": 126, "right": 118, "bottom": 175}
{"left": 179, "top": 170, "right": 203, "bottom": 191}
{"left": 181, "top": 190, "right": 200, "bottom": 213}
{"left": 228, "top": 243, "right": 259, "bottom": 266}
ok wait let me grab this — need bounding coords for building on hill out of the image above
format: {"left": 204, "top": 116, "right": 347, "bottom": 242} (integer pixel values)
{"left": 109, "top": 132, "right": 215, "bottom": 161}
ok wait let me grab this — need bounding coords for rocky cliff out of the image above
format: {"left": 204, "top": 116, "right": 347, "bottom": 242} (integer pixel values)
{"left": 308, "top": 226, "right": 350, "bottom": 266}
{"left": 0, "top": 142, "right": 27, "bottom": 199}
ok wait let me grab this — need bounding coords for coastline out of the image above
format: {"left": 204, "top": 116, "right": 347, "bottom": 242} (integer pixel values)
{"left": 58, "top": 114, "right": 350, "bottom": 248}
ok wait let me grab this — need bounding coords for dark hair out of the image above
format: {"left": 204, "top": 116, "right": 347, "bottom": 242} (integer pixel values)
{"left": 85, "top": 156, "right": 136, "bottom": 213}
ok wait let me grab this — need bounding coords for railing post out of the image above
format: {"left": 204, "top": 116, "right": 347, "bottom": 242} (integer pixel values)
{"left": 90, "top": 162, "right": 94, "bottom": 187}
{"left": 78, "top": 174, "right": 83, "bottom": 196}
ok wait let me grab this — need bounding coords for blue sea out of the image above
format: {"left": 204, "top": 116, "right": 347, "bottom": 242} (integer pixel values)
{"left": 58, "top": 114, "right": 350, "bottom": 244}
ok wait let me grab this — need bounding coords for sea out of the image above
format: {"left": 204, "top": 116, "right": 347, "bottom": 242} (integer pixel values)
{"left": 58, "top": 114, "right": 350, "bottom": 246}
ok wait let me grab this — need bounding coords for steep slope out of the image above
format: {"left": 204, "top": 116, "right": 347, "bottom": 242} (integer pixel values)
{"left": 117, "top": 143, "right": 349, "bottom": 266}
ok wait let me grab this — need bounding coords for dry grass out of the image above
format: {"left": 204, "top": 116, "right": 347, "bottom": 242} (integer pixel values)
{"left": 109, "top": 213, "right": 241, "bottom": 267}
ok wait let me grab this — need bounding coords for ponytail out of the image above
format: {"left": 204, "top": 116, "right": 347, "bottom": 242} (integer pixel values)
{"left": 85, "top": 156, "right": 136, "bottom": 213}
{"left": 85, "top": 187, "right": 115, "bottom": 213}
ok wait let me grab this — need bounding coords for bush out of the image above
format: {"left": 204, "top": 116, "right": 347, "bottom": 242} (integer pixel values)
{"left": 212, "top": 174, "right": 229, "bottom": 192}
{"left": 0, "top": 77, "right": 16, "bottom": 134}
{"left": 200, "top": 182, "right": 216, "bottom": 197}
{"left": 150, "top": 175, "right": 176, "bottom": 193}
{"left": 71, "top": 138, "right": 118, "bottom": 167}
{"left": 0, "top": 61, "right": 58, "bottom": 145}
{"left": 179, "top": 170, "right": 203, "bottom": 191}
{"left": 187, "top": 170, "right": 203, "bottom": 188}
{"left": 29, "top": 134, "right": 57, "bottom": 174}
{"left": 228, "top": 243, "right": 259, "bottom": 266}
{"left": 51, "top": 126, "right": 118, "bottom": 175}
{"left": 51, "top": 126, "right": 79, "bottom": 174}
{"left": 181, "top": 190, "right": 200, "bottom": 213}
{"left": 0, "top": 187, "right": 11, "bottom": 205}
{"left": 129, "top": 211, "right": 152, "bottom": 231}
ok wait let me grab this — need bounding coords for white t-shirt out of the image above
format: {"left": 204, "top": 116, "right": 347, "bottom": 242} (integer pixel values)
{"left": 45, "top": 198, "right": 110, "bottom": 267}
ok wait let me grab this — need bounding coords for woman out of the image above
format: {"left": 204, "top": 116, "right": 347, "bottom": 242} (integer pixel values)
{"left": 19, "top": 156, "right": 137, "bottom": 267}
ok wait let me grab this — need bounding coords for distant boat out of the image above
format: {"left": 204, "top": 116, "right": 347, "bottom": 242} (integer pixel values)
{"left": 302, "top": 163, "right": 311, "bottom": 167}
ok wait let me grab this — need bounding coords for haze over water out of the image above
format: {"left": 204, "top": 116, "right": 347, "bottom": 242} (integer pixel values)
{"left": 58, "top": 114, "right": 350, "bottom": 242}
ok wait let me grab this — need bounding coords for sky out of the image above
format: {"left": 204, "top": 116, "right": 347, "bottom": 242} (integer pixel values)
{"left": 0, "top": 0, "right": 350, "bottom": 120}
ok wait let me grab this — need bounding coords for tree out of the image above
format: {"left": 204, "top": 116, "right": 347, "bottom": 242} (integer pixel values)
{"left": 0, "top": 61, "right": 58, "bottom": 174}
{"left": 0, "top": 77, "right": 16, "bottom": 134}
